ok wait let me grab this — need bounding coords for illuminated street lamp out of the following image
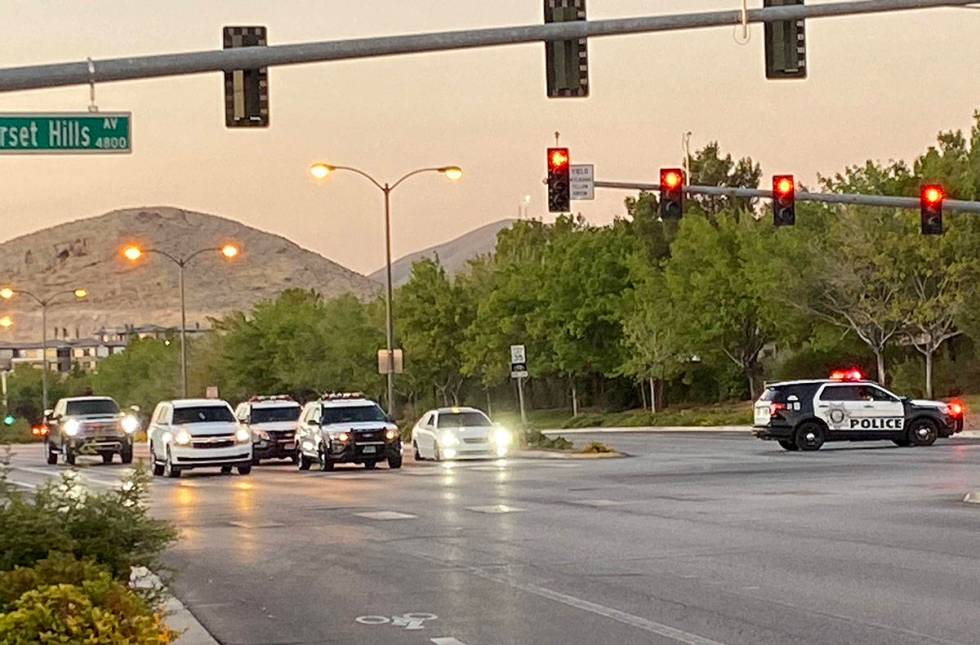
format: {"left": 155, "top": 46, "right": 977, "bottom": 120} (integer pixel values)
{"left": 0, "top": 287, "right": 88, "bottom": 412}
{"left": 307, "top": 162, "right": 463, "bottom": 416}
{"left": 122, "top": 243, "right": 240, "bottom": 397}
{"left": 0, "top": 315, "right": 12, "bottom": 329}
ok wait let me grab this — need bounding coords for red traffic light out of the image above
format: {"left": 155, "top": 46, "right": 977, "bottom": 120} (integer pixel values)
{"left": 662, "top": 169, "right": 683, "bottom": 189}
{"left": 549, "top": 148, "right": 569, "bottom": 169}
{"left": 922, "top": 185, "right": 943, "bottom": 205}
{"left": 774, "top": 176, "right": 794, "bottom": 197}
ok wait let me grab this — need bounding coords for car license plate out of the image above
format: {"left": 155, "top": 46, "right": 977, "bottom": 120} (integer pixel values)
{"left": 282, "top": 442, "right": 295, "bottom": 450}
{"left": 362, "top": 446, "right": 377, "bottom": 454}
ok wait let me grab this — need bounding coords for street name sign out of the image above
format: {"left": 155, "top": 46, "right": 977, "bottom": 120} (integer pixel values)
{"left": 0, "top": 112, "right": 132, "bottom": 154}
{"left": 570, "top": 164, "right": 594, "bottom": 200}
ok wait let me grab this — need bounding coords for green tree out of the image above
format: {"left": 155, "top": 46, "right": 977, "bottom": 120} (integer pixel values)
{"left": 688, "top": 141, "right": 762, "bottom": 216}
{"left": 398, "top": 257, "right": 474, "bottom": 406}
{"left": 91, "top": 338, "right": 180, "bottom": 414}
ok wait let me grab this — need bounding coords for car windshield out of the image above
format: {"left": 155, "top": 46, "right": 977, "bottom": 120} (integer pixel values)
{"left": 437, "top": 411, "right": 492, "bottom": 428}
{"left": 65, "top": 399, "right": 119, "bottom": 416}
{"left": 251, "top": 406, "right": 301, "bottom": 423}
{"left": 173, "top": 406, "right": 235, "bottom": 425}
{"left": 321, "top": 404, "right": 387, "bottom": 424}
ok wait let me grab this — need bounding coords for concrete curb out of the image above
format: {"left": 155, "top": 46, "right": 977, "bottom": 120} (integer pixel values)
{"left": 963, "top": 492, "right": 980, "bottom": 505}
{"left": 540, "top": 426, "right": 751, "bottom": 435}
{"left": 130, "top": 568, "right": 218, "bottom": 645}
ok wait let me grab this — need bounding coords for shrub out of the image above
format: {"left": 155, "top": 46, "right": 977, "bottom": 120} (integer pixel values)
{"left": 0, "top": 571, "right": 175, "bottom": 644}
{"left": 0, "top": 464, "right": 177, "bottom": 579}
{"left": 578, "top": 441, "right": 612, "bottom": 454}
{"left": 521, "top": 428, "right": 573, "bottom": 450}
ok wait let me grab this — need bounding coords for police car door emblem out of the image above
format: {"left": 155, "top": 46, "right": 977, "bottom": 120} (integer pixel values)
{"left": 827, "top": 403, "right": 848, "bottom": 428}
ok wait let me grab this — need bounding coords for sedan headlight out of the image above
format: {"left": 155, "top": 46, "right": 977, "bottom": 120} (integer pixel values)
{"left": 385, "top": 429, "right": 398, "bottom": 440}
{"left": 439, "top": 431, "right": 459, "bottom": 447}
{"left": 329, "top": 432, "right": 350, "bottom": 443}
{"left": 255, "top": 430, "right": 270, "bottom": 442}
{"left": 121, "top": 415, "right": 140, "bottom": 434}
{"left": 64, "top": 419, "right": 81, "bottom": 436}
{"left": 493, "top": 427, "right": 514, "bottom": 446}
{"left": 174, "top": 429, "right": 192, "bottom": 445}
{"left": 235, "top": 427, "right": 250, "bottom": 443}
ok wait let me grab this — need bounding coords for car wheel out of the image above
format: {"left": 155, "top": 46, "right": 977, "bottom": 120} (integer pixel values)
{"left": 150, "top": 443, "right": 165, "bottom": 476}
{"left": 892, "top": 436, "right": 910, "bottom": 447}
{"left": 795, "top": 422, "right": 825, "bottom": 451}
{"left": 364, "top": 460, "right": 377, "bottom": 470}
{"left": 908, "top": 419, "right": 938, "bottom": 447}
{"left": 290, "top": 454, "right": 299, "bottom": 465}
{"left": 46, "top": 442, "right": 57, "bottom": 465}
{"left": 318, "top": 444, "right": 334, "bottom": 472}
{"left": 163, "top": 448, "right": 181, "bottom": 478}
{"left": 413, "top": 441, "right": 423, "bottom": 461}
{"left": 388, "top": 452, "right": 403, "bottom": 469}
{"left": 297, "top": 450, "right": 311, "bottom": 471}
{"left": 777, "top": 439, "right": 799, "bottom": 451}
{"left": 101, "top": 452, "right": 113, "bottom": 464}
{"left": 120, "top": 444, "right": 133, "bottom": 464}
{"left": 237, "top": 464, "right": 252, "bottom": 475}
{"left": 220, "top": 465, "right": 233, "bottom": 475}
{"left": 65, "top": 445, "right": 76, "bottom": 466}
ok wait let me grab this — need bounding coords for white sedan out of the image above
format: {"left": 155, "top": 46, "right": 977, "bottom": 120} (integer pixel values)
{"left": 411, "top": 407, "right": 514, "bottom": 461}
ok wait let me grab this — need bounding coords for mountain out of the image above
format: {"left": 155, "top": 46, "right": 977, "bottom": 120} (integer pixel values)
{"left": 0, "top": 207, "right": 377, "bottom": 341}
{"left": 370, "top": 219, "right": 515, "bottom": 287}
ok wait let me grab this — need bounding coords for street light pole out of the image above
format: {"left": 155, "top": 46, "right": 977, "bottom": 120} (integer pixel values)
{"left": 0, "top": 287, "right": 87, "bottom": 414}
{"left": 178, "top": 260, "right": 188, "bottom": 398}
{"left": 382, "top": 184, "right": 396, "bottom": 415}
{"left": 308, "top": 163, "right": 462, "bottom": 418}
{"left": 122, "top": 244, "right": 239, "bottom": 400}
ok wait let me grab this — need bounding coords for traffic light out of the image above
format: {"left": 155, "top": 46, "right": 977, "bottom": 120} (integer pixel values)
{"left": 920, "top": 185, "right": 944, "bottom": 235}
{"left": 764, "top": 0, "right": 807, "bottom": 79}
{"left": 3, "top": 415, "right": 14, "bottom": 426}
{"left": 772, "top": 175, "right": 796, "bottom": 227}
{"left": 659, "top": 168, "right": 685, "bottom": 220}
{"left": 544, "top": 0, "right": 589, "bottom": 98}
{"left": 547, "top": 147, "right": 571, "bottom": 212}
{"left": 223, "top": 26, "right": 269, "bottom": 127}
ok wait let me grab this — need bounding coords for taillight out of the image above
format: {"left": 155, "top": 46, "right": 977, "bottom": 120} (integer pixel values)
{"left": 769, "top": 402, "right": 787, "bottom": 417}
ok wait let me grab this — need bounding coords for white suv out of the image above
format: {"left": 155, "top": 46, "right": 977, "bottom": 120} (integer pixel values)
{"left": 295, "top": 393, "right": 402, "bottom": 471}
{"left": 148, "top": 399, "right": 252, "bottom": 478}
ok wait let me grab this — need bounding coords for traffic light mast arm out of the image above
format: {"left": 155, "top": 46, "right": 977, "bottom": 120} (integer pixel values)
{"left": 0, "top": 0, "right": 973, "bottom": 93}
{"left": 593, "top": 180, "right": 980, "bottom": 214}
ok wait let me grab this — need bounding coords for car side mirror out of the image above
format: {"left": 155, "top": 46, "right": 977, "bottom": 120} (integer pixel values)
{"left": 43, "top": 408, "right": 53, "bottom": 419}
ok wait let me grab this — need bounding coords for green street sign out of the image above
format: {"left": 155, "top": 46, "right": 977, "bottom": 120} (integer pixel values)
{"left": 0, "top": 112, "right": 131, "bottom": 154}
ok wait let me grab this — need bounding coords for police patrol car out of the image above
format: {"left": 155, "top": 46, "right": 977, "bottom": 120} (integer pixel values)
{"left": 753, "top": 369, "right": 965, "bottom": 451}
{"left": 295, "top": 392, "right": 402, "bottom": 471}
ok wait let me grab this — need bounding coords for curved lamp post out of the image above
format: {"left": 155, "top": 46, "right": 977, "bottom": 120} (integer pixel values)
{"left": 122, "top": 244, "right": 239, "bottom": 397}
{"left": 0, "top": 287, "right": 88, "bottom": 412}
{"left": 308, "top": 163, "right": 462, "bottom": 416}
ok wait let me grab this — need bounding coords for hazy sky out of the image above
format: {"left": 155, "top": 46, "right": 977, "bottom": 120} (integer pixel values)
{"left": 1, "top": 1, "right": 978, "bottom": 275}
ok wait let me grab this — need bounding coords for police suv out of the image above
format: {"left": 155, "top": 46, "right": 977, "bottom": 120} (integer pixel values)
{"left": 295, "top": 393, "right": 402, "bottom": 471}
{"left": 234, "top": 395, "right": 302, "bottom": 464}
{"left": 753, "top": 370, "right": 965, "bottom": 451}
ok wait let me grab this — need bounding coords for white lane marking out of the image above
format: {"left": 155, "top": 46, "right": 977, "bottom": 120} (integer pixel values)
{"left": 466, "top": 504, "right": 525, "bottom": 514}
{"left": 355, "top": 511, "right": 417, "bottom": 520}
{"left": 10, "top": 480, "right": 38, "bottom": 489}
{"left": 569, "top": 499, "right": 628, "bottom": 507}
{"left": 10, "top": 465, "right": 119, "bottom": 488}
{"left": 356, "top": 612, "right": 437, "bottom": 630}
{"left": 467, "top": 567, "right": 724, "bottom": 645}
{"left": 431, "top": 638, "right": 468, "bottom": 645}
{"left": 401, "top": 470, "right": 444, "bottom": 476}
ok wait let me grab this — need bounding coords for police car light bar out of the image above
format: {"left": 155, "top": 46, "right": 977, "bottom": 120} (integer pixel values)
{"left": 829, "top": 368, "right": 864, "bottom": 382}
{"left": 248, "top": 395, "right": 295, "bottom": 402}
{"left": 320, "top": 392, "right": 365, "bottom": 400}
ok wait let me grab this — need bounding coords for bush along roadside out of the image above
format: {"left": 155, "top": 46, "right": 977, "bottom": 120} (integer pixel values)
{"left": 0, "top": 449, "right": 179, "bottom": 643}
{"left": 521, "top": 428, "right": 573, "bottom": 451}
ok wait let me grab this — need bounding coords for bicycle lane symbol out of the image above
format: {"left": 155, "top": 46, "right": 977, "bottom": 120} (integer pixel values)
{"left": 355, "top": 612, "right": 438, "bottom": 630}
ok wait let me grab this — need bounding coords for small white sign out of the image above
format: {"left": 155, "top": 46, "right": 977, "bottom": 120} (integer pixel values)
{"left": 205, "top": 386, "right": 219, "bottom": 399}
{"left": 570, "top": 164, "right": 594, "bottom": 200}
{"left": 510, "top": 345, "right": 526, "bottom": 364}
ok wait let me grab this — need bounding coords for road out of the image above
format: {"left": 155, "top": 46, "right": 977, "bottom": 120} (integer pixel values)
{"left": 4, "top": 433, "right": 980, "bottom": 645}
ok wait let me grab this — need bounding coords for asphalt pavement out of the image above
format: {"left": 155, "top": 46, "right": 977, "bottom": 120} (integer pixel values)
{"left": 4, "top": 433, "right": 980, "bottom": 645}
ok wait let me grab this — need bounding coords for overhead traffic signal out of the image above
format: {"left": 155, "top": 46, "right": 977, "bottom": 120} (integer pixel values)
{"left": 772, "top": 175, "right": 796, "bottom": 227}
{"left": 920, "top": 185, "right": 944, "bottom": 235}
{"left": 544, "top": 0, "right": 589, "bottom": 98}
{"left": 659, "top": 169, "right": 685, "bottom": 220}
{"left": 547, "top": 147, "right": 571, "bottom": 212}
{"left": 764, "top": 0, "right": 807, "bottom": 80}
{"left": 223, "top": 26, "right": 270, "bottom": 127}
